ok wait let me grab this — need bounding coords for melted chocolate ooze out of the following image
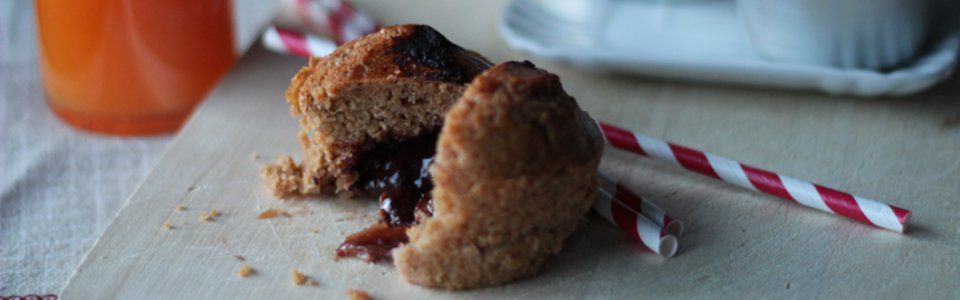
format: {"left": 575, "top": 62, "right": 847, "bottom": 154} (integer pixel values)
{"left": 336, "top": 132, "right": 439, "bottom": 262}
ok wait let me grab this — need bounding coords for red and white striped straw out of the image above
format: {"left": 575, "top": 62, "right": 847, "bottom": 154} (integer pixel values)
{"left": 265, "top": 0, "right": 381, "bottom": 57}
{"left": 277, "top": 0, "right": 380, "bottom": 44}
{"left": 594, "top": 188, "right": 679, "bottom": 257}
{"left": 262, "top": 26, "right": 337, "bottom": 57}
{"left": 292, "top": 0, "right": 379, "bottom": 44}
{"left": 598, "top": 172, "right": 684, "bottom": 236}
{"left": 597, "top": 121, "right": 911, "bottom": 233}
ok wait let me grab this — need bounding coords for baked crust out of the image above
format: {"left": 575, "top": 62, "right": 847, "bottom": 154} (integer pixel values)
{"left": 264, "top": 24, "right": 492, "bottom": 196}
{"left": 393, "top": 61, "right": 604, "bottom": 290}
{"left": 262, "top": 26, "right": 604, "bottom": 290}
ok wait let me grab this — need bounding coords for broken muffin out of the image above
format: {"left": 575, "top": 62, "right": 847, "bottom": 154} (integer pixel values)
{"left": 262, "top": 25, "right": 603, "bottom": 291}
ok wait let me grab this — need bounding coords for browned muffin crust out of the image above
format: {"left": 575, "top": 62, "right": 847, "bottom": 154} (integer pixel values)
{"left": 394, "top": 61, "right": 604, "bottom": 290}
{"left": 265, "top": 24, "right": 491, "bottom": 196}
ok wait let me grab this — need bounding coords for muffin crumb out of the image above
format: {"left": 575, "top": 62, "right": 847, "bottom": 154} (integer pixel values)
{"left": 238, "top": 265, "right": 254, "bottom": 278}
{"left": 162, "top": 222, "right": 173, "bottom": 230}
{"left": 175, "top": 204, "right": 188, "bottom": 211}
{"left": 260, "top": 155, "right": 310, "bottom": 198}
{"left": 345, "top": 289, "right": 372, "bottom": 300}
{"left": 200, "top": 209, "right": 219, "bottom": 222}
{"left": 292, "top": 269, "right": 316, "bottom": 286}
{"left": 250, "top": 151, "right": 260, "bottom": 161}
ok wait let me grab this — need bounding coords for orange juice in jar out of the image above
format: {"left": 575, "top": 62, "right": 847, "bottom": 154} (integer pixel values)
{"left": 36, "top": 0, "right": 237, "bottom": 135}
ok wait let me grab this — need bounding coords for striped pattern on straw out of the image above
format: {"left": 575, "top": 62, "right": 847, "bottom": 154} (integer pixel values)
{"left": 598, "top": 172, "right": 684, "bottom": 236}
{"left": 264, "top": 0, "right": 381, "bottom": 57}
{"left": 262, "top": 27, "right": 337, "bottom": 57}
{"left": 593, "top": 187, "right": 678, "bottom": 257}
{"left": 597, "top": 121, "right": 911, "bottom": 233}
{"left": 289, "top": 0, "right": 380, "bottom": 44}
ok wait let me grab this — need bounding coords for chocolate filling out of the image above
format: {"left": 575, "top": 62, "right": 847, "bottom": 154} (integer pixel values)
{"left": 336, "top": 132, "right": 439, "bottom": 262}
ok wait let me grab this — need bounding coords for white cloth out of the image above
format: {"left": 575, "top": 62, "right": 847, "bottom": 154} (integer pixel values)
{"left": 0, "top": 1, "right": 171, "bottom": 295}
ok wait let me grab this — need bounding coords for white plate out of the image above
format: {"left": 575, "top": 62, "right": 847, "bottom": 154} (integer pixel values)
{"left": 499, "top": 0, "right": 959, "bottom": 97}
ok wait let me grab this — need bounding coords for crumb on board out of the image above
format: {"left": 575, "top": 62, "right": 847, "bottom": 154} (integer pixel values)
{"left": 238, "top": 265, "right": 254, "bottom": 278}
{"left": 200, "top": 209, "right": 220, "bottom": 222}
{"left": 292, "top": 269, "right": 316, "bottom": 286}
{"left": 309, "top": 227, "right": 319, "bottom": 234}
{"left": 292, "top": 269, "right": 306, "bottom": 285}
{"left": 175, "top": 204, "right": 188, "bottom": 211}
{"left": 162, "top": 222, "right": 173, "bottom": 230}
{"left": 260, "top": 155, "right": 309, "bottom": 198}
{"left": 258, "top": 208, "right": 294, "bottom": 219}
{"left": 345, "top": 289, "right": 372, "bottom": 300}
{"left": 235, "top": 255, "right": 246, "bottom": 261}
{"left": 250, "top": 151, "right": 260, "bottom": 161}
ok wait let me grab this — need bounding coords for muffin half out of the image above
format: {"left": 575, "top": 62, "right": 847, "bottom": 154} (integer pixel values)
{"left": 262, "top": 24, "right": 492, "bottom": 196}
{"left": 394, "top": 61, "right": 604, "bottom": 290}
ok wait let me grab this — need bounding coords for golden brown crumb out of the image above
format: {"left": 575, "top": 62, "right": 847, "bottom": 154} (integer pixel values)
{"left": 344, "top": 289, "right": 372, "bottom": 300}
{"left": 250, "top": 151, "right": 260, "bottom": 161}
{"left": 309, "top": 227, "right": 319, "bottom": 234}
{"left": 292, "top": 269, "right": 316, "bottom": 286}
{"left": 238, "top": 265, "right": 254, "bottom": 278}
{"left": 200, "top": 209, "right": 219, "bottom": 222}
{"left": 175, "top": 204, "right": 187, "bottom": 211}
{"left": 162, "top": 222, "right": 173, "bottom": 230}
{"left": 260, "top": 155, "right": 311, "bottom": 198}
{"left": 292, "top": 270, "right": 306, "bottom": 285}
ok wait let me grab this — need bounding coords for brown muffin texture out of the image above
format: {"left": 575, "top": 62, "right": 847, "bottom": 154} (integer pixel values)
{"left": 278, "top": 24, "right": 492, "bottom": 195}
{"left": 260, "top": 155, "right": 308, "bottom": 196}
{"left": 393, "top": 61, "right": 604, "bottom": 290}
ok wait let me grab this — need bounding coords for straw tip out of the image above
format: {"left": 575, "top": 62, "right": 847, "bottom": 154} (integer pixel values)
{"left": 896, "top": 210, "right": 911, "bottom": 234}
{"left": 658, "top": 235, "right": 678, "bottom": 258}
{"left": 665, "top": 221, "right": 685, "bottom": 237}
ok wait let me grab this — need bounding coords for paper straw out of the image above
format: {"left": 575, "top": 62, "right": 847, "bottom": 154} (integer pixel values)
{"left": 262, "top": 26, "right": 337, "bottom": 57}
{"left": 276, "top": 0, "right": 381, "bottom": 44}
{"left": 598, "top": 172, "right": 684, "bottom": 236}
{"left": 596, "top": 121, "right": 911, "bottom": 233}
{"left": 594, "top": 188, "right": 678, "bottom": 257}
{"left": 264, "top": 0, "right": 381, "bottom": 57}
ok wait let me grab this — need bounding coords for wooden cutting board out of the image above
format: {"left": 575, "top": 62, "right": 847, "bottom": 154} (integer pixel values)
{"left": 61, "top": 1, "right": 960, "bottom": 298}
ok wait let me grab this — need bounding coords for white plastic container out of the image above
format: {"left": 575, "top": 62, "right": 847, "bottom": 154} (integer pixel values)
{"left": 737, "top": 0, "right": 931, "bottom": 70}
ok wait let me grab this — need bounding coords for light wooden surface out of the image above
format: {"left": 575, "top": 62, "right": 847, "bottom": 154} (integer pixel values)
{"left": 62, "top": 0, "right": 960, "bottom": 298}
